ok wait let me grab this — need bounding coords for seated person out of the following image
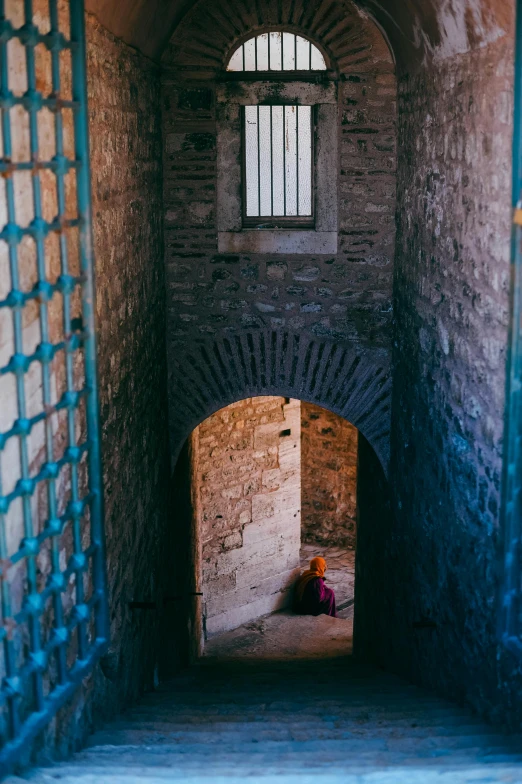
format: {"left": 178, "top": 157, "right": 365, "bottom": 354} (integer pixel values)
{"left": 293, "top": 556, "right": 336, "bottom": 617}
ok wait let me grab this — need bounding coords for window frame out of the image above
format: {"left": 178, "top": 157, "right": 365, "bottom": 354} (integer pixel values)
{"left": 216, "top": 79, "right": 338, "bottom": 255}
{"left": 240, "top": 103, "right": 316, "bottom": 230}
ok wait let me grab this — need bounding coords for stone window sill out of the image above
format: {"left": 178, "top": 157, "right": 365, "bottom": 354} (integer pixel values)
{"left": 218, "top": 230, "right": 338, "bottom": 255}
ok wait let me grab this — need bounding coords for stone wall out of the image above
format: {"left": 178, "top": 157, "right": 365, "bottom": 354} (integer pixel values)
{"left": 301, "top": 403, "right": 358, "bottom": 547}
{"left": 192, "top": 397, "right": 301, "bottom": 638}
{"left": 160, "top": 0, "right": 397, "bottom": 468}
{"left": 356, "top": 33, "right": 522, "bottom": 728}
{"left": 79, "top": 15, "right": 170, "bottom": 744}
{"left": 84, "top": 14, "right": 170, "bottom": 745}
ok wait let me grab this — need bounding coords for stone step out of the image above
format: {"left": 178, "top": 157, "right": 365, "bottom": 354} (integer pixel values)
{"left": 104, "top": 716, "right": 487, "bottom": 733}
{"left": 48, "top": 742, "right": 522, "bottom": 764}
{"left": 124, "top": 704, "right": 477, "bottom": 721}
{"left": 20, "top": 751, "right": 522, "bottom": 781}
{"left": 20, "top": 635, "right": 522, "bottom": 784}
{"left": 85, "top": 728, "right": 514, "bottom": 750}
{"left": 17, "top": 767, "right": 522, "bottom": 784}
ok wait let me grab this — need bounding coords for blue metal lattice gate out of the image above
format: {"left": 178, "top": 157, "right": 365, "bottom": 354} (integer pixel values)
{"left": 0, "top": 0, "right": 108, "bottom": 772}
{"left": 501, "top": 0, "right": 522, "bottom": 659}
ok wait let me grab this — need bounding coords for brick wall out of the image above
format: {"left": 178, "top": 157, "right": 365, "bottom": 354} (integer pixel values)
{"left": 160, "top": 0, "right": 397, "bottom": 469}
{"left": 301, "top": 403, "right": 358, "bottom": 548}
{"left": 192, "top": 398, "right": 301, "bottom": 638}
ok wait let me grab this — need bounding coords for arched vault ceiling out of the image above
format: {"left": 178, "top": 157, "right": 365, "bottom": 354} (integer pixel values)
{"left": 84, "top": 0, "right": 512, "bottom": 68}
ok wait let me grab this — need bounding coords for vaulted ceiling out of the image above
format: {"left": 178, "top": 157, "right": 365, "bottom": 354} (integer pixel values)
{"left": 84, "top": 0, "right": 512, "bottom": 69}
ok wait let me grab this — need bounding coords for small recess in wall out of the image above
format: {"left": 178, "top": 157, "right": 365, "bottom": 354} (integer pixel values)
{"left": 280, "top": 429, "right": 292, "bottom": 437}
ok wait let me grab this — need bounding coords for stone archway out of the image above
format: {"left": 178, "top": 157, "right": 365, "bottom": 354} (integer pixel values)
{"left": 168, "top": 330, "right": 392, "bottom": 473}
{"left": 161, "top": 0, "right": 397, "bottom": 477}
{"left": 164, "top": 388, "right": 390, "bottom": 671}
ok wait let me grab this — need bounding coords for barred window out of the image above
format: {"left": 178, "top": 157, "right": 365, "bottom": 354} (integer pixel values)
{"left": 243, "top": 105, "right": 313, "bottom": 227}
{"left": 218, "top": 31, "right": 337, "bottom": 252}
{"left": 228, "top": 32, "right": 327, "bottom": 72}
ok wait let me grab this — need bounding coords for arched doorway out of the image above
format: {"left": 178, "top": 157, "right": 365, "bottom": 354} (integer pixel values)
{"left": 162, "top": 395, "right": 391, "bottom": 673}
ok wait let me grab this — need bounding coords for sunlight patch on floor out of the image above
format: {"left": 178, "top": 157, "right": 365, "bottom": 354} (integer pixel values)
{"left": 204, "top": 611, "right": 353, "bottom": 661}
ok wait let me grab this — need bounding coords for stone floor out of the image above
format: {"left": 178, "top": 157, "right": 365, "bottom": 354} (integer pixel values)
{"left": 204, "top": 610, "right": 353, "bottom": 660}
{"left": 300, "top": 543, "right": 355, "bottom": 620}
{"left": 14, "top": 599, "right": 522, "bottom": 783}
{"left": 198, "top": 544, "right": 356, "bottom": 661}
{"left": 15, "top": 655, "right": 522, "bottom": 783}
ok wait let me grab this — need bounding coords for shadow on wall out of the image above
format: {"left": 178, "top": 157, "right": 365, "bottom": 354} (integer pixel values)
{"left": 161, "top": 439, "right": 202, "bottom": 678}
{"left": 354, "top": 434, "right": 394, "bottom": 664}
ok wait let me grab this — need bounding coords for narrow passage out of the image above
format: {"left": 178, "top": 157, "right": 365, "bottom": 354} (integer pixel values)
{"left": 14, "top": 611, "right": 522, "bottom": 784}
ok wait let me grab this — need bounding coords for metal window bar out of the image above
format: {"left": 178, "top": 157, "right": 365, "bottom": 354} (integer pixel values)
{"left": 227, "top": 32, "right": 327, "bottom": 72}
{"left": 270, "top": 105, "right": 273, "bottom": 217}
{"left": 0, "top": 0, "right": 109, "bottom": 773}
{"left": 242, "top": 104, "right": 313, "bottom": 228}
{"left": 283, "top": 107, "right": 286, "bottom": 217}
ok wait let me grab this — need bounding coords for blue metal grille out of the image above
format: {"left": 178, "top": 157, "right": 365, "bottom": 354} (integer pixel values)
{"left": 501, "top": 0, "right": 522, "bottom": 659}
{"left": 0, "top": 0, "right": 108, "bottom": 770}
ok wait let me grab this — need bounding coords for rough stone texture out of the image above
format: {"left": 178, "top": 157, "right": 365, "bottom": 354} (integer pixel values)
{"left": 85, "top": 14, "right": 170, "bottom": 746}
{"left": 301, "top": 403, "right": 358, "bottom": 547}
{"left": 161, "top": 0, "right": 397, "bottom": 469}
{"left": 192, "top": 398, "right": 301, "bottom": 638}
{"left": 85, "top": 0, "right": 513, "bottom": 73}
{"left": 356, "top": 33, "right": 522, "bottom": 730}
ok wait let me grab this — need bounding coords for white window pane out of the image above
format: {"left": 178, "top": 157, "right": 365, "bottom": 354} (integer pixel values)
{"left": 259, "top": 106, "right": 272, "bottom": 215}
{"left": 285, "top": 106, "right": 297, "bottom": 216}
{"left": 269, "top": 32, "right": 282, "bottom": 70}
{"left": 245, "top": 106, "right": 259, "bottom": 216}
{"left": 227, "top": 46, "right": 243, "bottom": 71}
{"left": 296, "top": 36, "right": 310, "bottom": 70}
{"left": 298, "top": 106, "right": 312, "bottom": 215}
{"left": 244, "top": 37, "right": 256, "bottom": 71}
{"left": 257, "top": 33, "right": 269, "bottom": 70}
{"left": 311, "top": 45, "right": 326, "bottom": 70}
{"left": 244, "top": 104, "right": 312, "bottom": 221}
{"left": 271, "top": 106, "right": 285, "bottom": 216}
{"left": 283, "top": 33, "right": 296, "bottom": 70}
{"left": 227, "top": 33, "right": 326, "bottom": 72}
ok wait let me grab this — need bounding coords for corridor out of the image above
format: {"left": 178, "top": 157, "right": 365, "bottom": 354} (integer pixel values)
{"left": 12, "top": 620, "right": 522, "bottom": 783}
{"left": 1, "top": 0, "right": 522, "bottom": 776}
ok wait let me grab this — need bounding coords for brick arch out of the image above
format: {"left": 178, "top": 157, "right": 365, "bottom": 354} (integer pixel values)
{"left": 168, "top": 329, "right": 391, "bottom": 473}
{"left": 163, "top": 0, "right": 394, "bottom": 73}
